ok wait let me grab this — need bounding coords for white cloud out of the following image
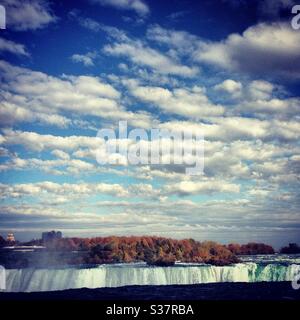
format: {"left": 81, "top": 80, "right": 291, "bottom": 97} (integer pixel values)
{"left": 0, "top": 99, "right": 71, "bottom": 128}
{"left": 214, "top": 79, "right": 242, "bottom": 93}
{"left": 0, "top": 60, "right": 121, "bottom": 119}
{"left": 160, "top": 117, "right": 300, "bottom": 142}
{"left": 195, "top": 22, "right": 300, "bottom": 78}
{"left": 230, "top": 80, "right": 300, "bottom": 118}
{"left": 91, "top": 0, "right": 150, "bottom": 16}
{"left": 0, "top": 181, "right": 164, "bottom": 201}
{"left": 0, "top": 60, "right": 154, "bottom": 128}
{"left": 51, "top": 149, "right": 70, "bottom": 160}
{"left": 0, "top": 129, "right": 98, "bottom": 152}
{"left": 240, "top": 97, "right": 300, "bottom": 117}
{"left": 3, "top": 0, "right": 56, "bottom": 31}
{"left": 128, "top": 83, "right": 224, "bottom": 118}
{"left": 147, "top": 24, "right": 198, "bottom": 55}
{"left": 104, "top": 39, "right": 199, "bottom": 78}
{"left": 0, "top": 37, "right": 29, "bottom": 56}
{"left": 147, "top": 23, "right": 300, "bottom": 79}
{"left": 71, "top": 52, "right": 96, "bottom": 66}
{"left": 0, "top": 181, "right": 129, "bottom": 198}
{"left": 164, "top": 179, "right": 240, "bottom": 196}
{"left": 248, "top": 80, "right": 274, "bottom": 100}
{"left": 214, "top": 79, "right": 242, "bottom": 97}
{"left": 0, "top": 154, "right": 100, "bottom": 176}
{"left": 248, "top": 188, "right": 271, "bottom": 197}
{"left": 252, "top": 159, "right": 288, "bottom": 176}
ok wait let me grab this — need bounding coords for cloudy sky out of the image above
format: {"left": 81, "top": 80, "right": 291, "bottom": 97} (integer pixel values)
{"left": 0, "top": 0, "right": 299, "bottom": 248}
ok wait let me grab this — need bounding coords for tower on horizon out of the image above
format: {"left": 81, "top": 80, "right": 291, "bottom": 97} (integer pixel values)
{"left": 42, "top": 230, "right": 62, "bottom": 242}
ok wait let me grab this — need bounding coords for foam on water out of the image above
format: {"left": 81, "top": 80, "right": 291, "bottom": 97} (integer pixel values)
{"left": 5, "top": 262, "right": 300, "bottom": 292}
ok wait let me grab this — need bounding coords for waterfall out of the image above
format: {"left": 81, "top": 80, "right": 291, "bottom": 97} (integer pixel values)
{"left": 5, "top": 263, "right": 300, "bottom": 292}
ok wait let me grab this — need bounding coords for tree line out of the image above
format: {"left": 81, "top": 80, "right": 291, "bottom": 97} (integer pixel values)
{"left": 2, "top": 235, "right": 299, "bottom": 266}
{"left": 23, "top": 236, "right": 275, "bottom": 266}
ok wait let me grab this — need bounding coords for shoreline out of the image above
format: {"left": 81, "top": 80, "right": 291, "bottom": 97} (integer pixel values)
{"left": 1, "top": 282, "right": 299, "bottom": 300}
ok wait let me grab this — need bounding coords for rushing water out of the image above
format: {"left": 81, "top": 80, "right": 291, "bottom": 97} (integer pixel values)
{"left": 5, "top": 254, "right": 300, "bottom": 292}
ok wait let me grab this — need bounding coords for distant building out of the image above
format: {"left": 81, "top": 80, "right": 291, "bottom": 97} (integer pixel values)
{"left": 6, "top": 233, "right": 15, "bottom": 242}
{"left": 42, "top": 231, "right": 62, "bottom": 242}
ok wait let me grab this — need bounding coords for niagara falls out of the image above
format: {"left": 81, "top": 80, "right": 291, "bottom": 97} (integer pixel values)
{"left": 5, "top": 256, "right": 300, "bottom": 293}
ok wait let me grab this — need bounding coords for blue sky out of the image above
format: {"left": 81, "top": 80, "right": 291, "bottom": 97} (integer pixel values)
{"left": 0, "top": 0, "right": 300, "bottom": 248}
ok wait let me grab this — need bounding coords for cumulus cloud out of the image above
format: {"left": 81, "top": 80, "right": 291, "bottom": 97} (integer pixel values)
{"left": 214, "top": 79, "right": 242, "bottom": 98}
{"left": 0, "top": 129, "right": 98, "bottom": 152}
{"left": 195, "top": 22, "right": 300, "bottom": 79}
{"left": 240, "top": 97, "right": 300, "bottom": 118}
{"left": 160, "top": 117, "right": 300, "bottom": 142}
{"left": 0, "top": 181, "right": 129, "bottom": 199}
{"left": 164, "top": 179, "right": 240, "bottom": 196}
{"left": 0, "top": 60, "right": 154, "bottom": 128}
{"left": 147, "top": 23, "right": 300, "bottom": 79}
{"left": 221, "top": 80, "right": 300, "bottom": 119}
{"left": 127, "top": 83, "right": 224, "bottom": 118}
{"left": 214, "top": 79, "right": 242, "bottom": 93}
{"left": 0, "top": 154, "right": 100, "bottom": 176}
{"left": 51, "top": 149, "right": 70, "bottom": 161}
{"left": 0, "top": 181, "right": 163, "bottom": 201}
{"left": 0, "top": 100, "right": 71, "bottom": 128}
{"left": 2, "top": 0, "right": 56, "bottom": 31}
{"left": 247, "top": 80, "right": 275, "bottom": 100}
